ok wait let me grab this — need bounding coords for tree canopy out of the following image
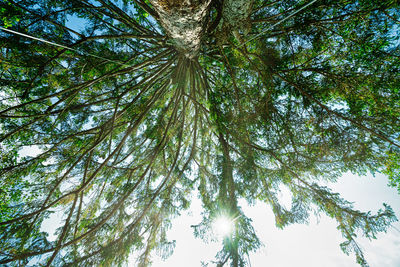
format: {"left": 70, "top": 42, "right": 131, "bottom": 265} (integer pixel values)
{"left": 0, "top": 0, "right": 399, "bottom": 266}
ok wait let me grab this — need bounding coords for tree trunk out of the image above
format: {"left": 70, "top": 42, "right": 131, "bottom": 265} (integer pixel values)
{"left": 218, "top": 132, "right": 240, "bottom": 267}
{"left": 221, "top": 0, "right": 253, "bottom": 33}
{"left": 149, "top": 0, "right": 212, "bottom": 58}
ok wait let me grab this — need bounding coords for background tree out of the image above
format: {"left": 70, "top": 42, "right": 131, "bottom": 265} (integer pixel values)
{"left": 0, "top": 0, "right": 399, "bottom": 266}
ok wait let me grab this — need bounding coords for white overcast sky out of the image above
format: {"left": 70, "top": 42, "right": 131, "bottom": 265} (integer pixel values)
{"left": 146, "top": 172, "right": 400, "bottom": 267}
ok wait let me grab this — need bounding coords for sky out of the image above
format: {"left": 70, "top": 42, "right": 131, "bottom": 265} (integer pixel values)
{"left": 22, "top": 147, "right": 400, "bottom": 267}
{"left": 144, "top": 172, "right": 400, "bottom": 267}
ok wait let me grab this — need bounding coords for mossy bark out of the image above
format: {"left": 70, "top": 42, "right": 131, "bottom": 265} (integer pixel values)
{"left": 221, "top": 0, "right": 253, "bottom": 31}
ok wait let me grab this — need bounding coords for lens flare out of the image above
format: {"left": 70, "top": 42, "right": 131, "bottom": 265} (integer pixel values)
{"left": 212, "top": 216, "right": 233, "bottom": 237}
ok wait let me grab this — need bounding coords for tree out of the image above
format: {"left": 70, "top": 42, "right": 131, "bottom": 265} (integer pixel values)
{"left": 0, "top": 0, "right": 399, "bottom": 266}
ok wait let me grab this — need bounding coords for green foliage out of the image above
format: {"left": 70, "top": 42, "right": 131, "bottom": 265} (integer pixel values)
{"left": 0, "top": 0, "right": 399, "bottom": 266}
{"left": 0, "top": 1, "right": 21, "bottom": 28}
{"left": 384, "top": 151, "right": 400, "bottom": 193}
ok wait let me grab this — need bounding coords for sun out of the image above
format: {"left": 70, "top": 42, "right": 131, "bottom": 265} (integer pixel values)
{"left": 212, "top": 216, "right": 234, "bottom": 237}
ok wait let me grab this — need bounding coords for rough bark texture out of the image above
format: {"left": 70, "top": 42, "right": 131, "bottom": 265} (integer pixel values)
{"left": 221, "top": 0, "right": 253, "bottom": 36}
{"left": 150, "top": 0, "right": 211, "bottom": 58}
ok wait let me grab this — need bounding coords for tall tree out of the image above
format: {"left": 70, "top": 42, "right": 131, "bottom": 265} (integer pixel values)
{"left": 0, "top": 0, "right": 399, "bottom": 266}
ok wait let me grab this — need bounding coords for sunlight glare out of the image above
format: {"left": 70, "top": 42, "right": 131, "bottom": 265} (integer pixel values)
{"left": 213, "top": 216, "right": 233, "bottom": 237}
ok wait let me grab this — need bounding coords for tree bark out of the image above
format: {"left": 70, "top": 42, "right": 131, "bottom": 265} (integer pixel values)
{"left": 149, "top": 0, "right": 212, "bottom": 58}
{"left": 221, "top": 0, "right": 254, "bottom": 33}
